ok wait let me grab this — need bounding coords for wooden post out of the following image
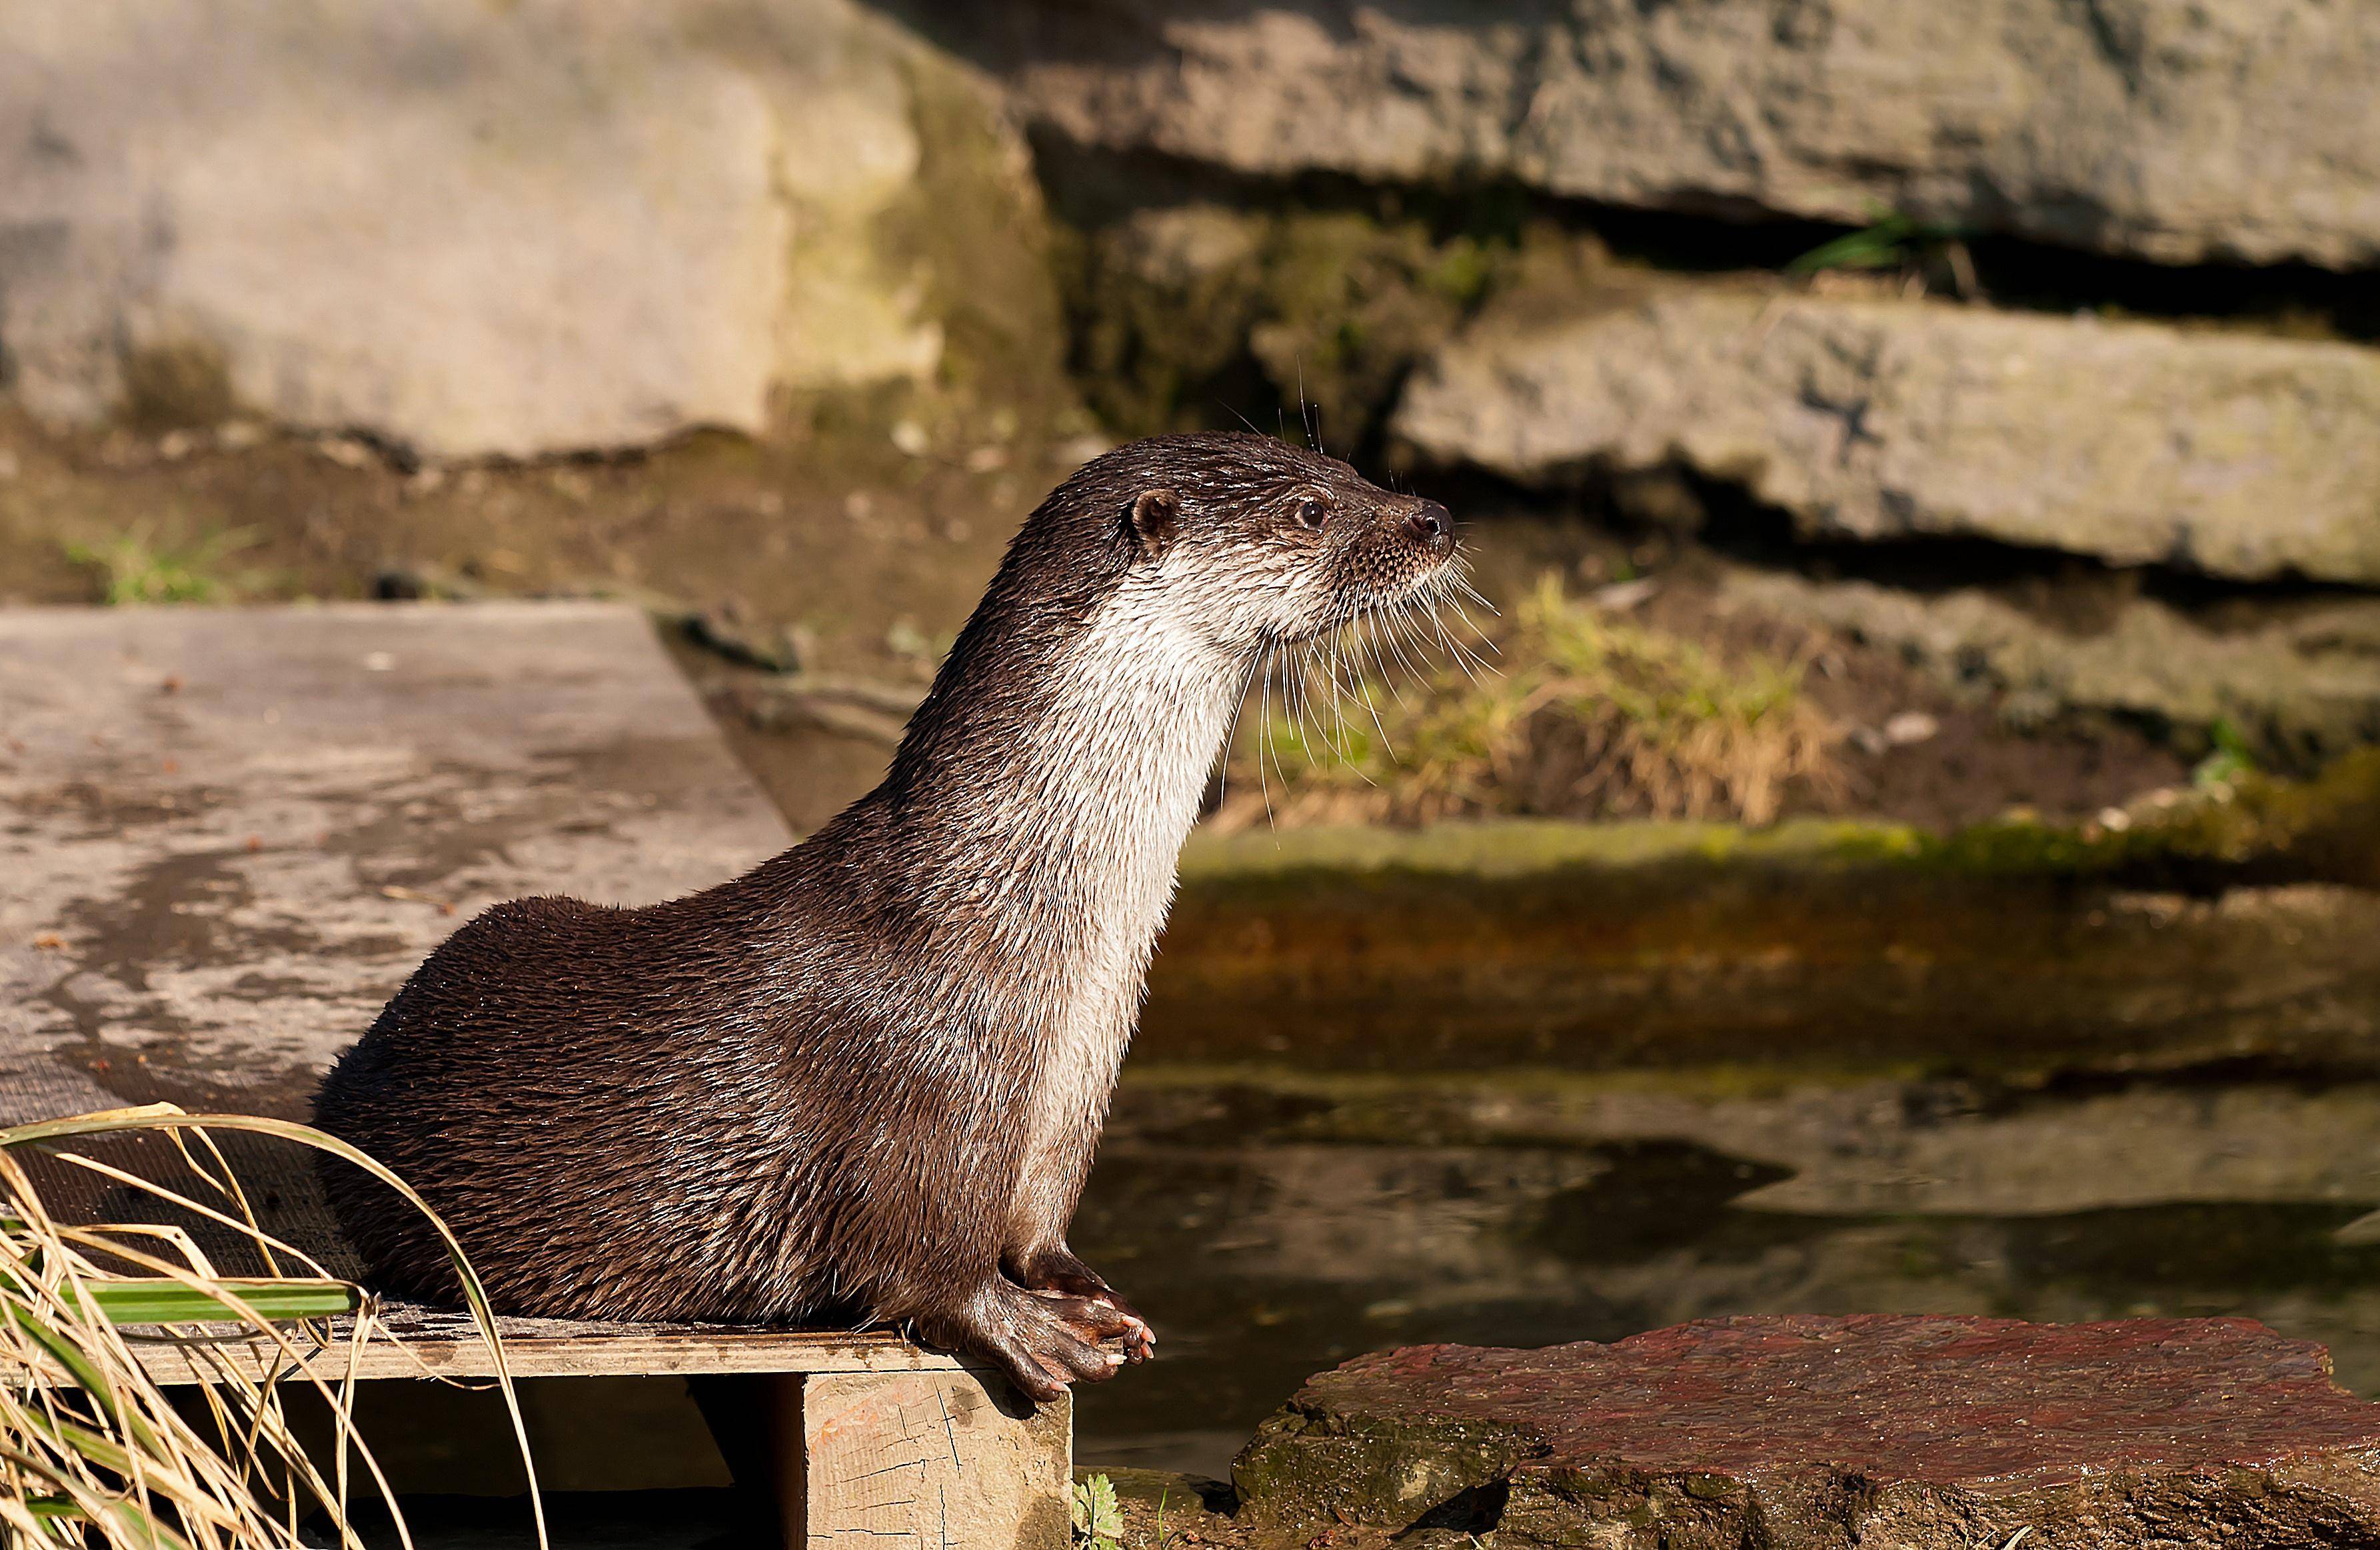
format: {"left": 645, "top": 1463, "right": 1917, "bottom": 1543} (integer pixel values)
{"left": 772, "top": 1370, "right": 1071, "bottom": 1550}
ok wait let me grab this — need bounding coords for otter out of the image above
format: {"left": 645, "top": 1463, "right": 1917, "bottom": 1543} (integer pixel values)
{"left": 313, "top": 432, "right": 1458, "bottom": 1399}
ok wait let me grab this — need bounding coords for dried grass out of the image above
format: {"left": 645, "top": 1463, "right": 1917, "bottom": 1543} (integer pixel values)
{"left": 0, "top": 1105, "right": 540, "bottom": 1550}
{"left": 1220, "top": 572, "right": 1841, "bottom": 827}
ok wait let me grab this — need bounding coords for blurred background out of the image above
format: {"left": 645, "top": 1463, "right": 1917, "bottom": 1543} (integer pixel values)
{"left": 5, "top": 0, "right": 2380, "bottom": 1482}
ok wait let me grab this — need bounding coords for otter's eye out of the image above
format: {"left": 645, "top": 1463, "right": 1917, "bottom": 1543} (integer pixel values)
{"left": 1294, "top": 496, "right": 1329, "bottom": 532}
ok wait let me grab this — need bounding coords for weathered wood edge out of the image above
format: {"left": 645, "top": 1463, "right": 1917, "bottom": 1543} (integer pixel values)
{"left": 115, "top": 1307, "right": 964, "bottom": 1385}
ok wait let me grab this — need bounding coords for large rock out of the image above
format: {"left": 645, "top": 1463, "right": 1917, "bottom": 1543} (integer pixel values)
{"left": 1396, "top": 289, "right": 2380, "bottom": 584}
{"left": 1233, "top": 1317, "right": 2380, "bottom": 1547}
{"left": 962, "top": 0, "right": 2380, "bottom": 269}
{"left": 1724, "top": 568, "right": 2380, "bottom": 765}
{"left": 0, "top": 2, "right": 995, "bottom": 459}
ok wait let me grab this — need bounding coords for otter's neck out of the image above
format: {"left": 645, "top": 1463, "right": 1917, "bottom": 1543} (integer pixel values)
{"left": 865, "top": 575, "right": 1248, "bottom": 994}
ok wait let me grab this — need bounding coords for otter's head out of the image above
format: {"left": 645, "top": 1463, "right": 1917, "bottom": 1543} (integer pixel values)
{"left": 1054, "top": 431, "right": 1457, "bottom": 657}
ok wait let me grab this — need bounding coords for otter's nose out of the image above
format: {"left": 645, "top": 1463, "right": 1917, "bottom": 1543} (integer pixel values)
{"left": 1405, "top": 501, "right": 1453, "bottom": 548}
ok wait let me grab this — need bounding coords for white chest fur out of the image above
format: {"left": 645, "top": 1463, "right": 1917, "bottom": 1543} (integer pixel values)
{"left": 991, "top": 578, "right": 1245, "bottom": 1236}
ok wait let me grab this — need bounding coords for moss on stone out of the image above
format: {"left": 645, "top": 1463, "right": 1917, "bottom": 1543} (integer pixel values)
{"left": 881, "top": 48, "right": 1074, "bottom": 416}
{"left": 1231, "top": 1403, "right": 1538, "bottom": 1533}
{"left": 1181, "top": 748, "right": 2380, "bottom": 888}
{"left": 1180, "top": 814, "right": 1924, "bottom": 882}
{"left": 1058, "top": 202, "right": 1598, "bottom": 448}
{"left": 117, "top": 341, "right": 239, "bottom": 432}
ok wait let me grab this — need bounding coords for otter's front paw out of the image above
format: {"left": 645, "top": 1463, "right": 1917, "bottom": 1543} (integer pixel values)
{"left": 1011, "top": 1247, "right": 1155, "bottom": 1361}
{"left": 920, "top": 1279, "right": 1142, "bottom": 1405}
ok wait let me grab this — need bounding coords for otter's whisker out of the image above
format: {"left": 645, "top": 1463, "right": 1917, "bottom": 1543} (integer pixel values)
{"left": 1266, "top": 643, "right": 1300, "bottom": 813}
{"left": 1390, "top": 594, "right": 1458, "bottom": 684}
{"left": 1310, "top": 637, "right": 1340, "bottom": 756}
{"left": 1293, "top": 641, "right": 1330, "bottom": 765}
{"left": 1342, "top": 624, "right": 1399, "bottom": 764}
{"left": 1421, "top": 596, "right": 1486, "bottom": 686}
{"left": 1325, "top": 627, "right": 1384, "bottom": 772}
{"left": 1308, "top": 636, "right": 1347, "bottom": 762}
{"left": 1443, "top": 588, "right": 1504, "bottom": 665}
{"left": 1374, "top": 604, "right": 1428, "bottom": 690}
{"left": 1328, "top": 624, "right": 1362, "bottom": 714}
{"left": 1356, "top": 616, "right": 1406, "bottom": 710}
{"left": 1213, "top": 653, "right": 1264, "bottom": 809}
{"left": 1287, "top": 643, "right": 1320, "bottom": 766}
{"left": 1448, "top": 620, "right": 1500, "bottom": 676}
{"left": 1408, "top": 601, "right": 1467, "bottom": 684}
{"left": 1214, "top": 397, "right": 1266, "bottom": 437}
{"left": 1420, "top": 576, "right": 1498, "bottom": 679}
{"left": 1255, "top": 640, "right": 1280, "bottom": 829}
{"left": 1452, "top": 564, "right": 1502, "bottom": 620}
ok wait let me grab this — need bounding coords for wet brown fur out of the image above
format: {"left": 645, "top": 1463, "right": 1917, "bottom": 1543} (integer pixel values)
{"left": 313, "top": 432, "right": 1456, "bottom": 1398}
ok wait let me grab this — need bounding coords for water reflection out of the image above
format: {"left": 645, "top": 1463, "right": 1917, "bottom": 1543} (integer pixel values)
{"left": 1070, "top": 1074, "right": 2380, "bottom": 1478}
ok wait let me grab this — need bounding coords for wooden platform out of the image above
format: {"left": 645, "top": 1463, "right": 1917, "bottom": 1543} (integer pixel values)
{"left": 127, "top": 1306, "right": 960, "bottom": 1386}
{"left": 0, "top": 603, "right": 1066, "bottom": 1550}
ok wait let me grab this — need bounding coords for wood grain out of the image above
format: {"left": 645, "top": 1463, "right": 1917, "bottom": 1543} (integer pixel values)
{"left": 125, "top": 1302, "right": 960, "bottom": 1385}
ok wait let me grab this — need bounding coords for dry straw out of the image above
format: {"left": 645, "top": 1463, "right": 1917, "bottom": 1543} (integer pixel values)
{"left": 0, "top": 1105, "right": 541, "bottom": 1550}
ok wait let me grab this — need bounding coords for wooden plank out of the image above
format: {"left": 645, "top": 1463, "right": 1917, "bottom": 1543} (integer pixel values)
{"left": 125, "top": 1305, "right": 957, "bottom": 1385}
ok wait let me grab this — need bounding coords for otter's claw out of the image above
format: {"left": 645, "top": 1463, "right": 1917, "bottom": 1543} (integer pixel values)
{"left": 1011, "top": 1247, "right": 1156, "bottom": 1361}
{"left": 1028, "top": 1285, "right": 1154, "bottom": 1363}
{"left": 922, "top": 1280, "right": 1143, "bottom": 1404}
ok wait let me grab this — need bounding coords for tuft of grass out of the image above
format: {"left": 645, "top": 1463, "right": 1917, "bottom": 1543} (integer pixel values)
{"left": 2192, "top": 717, "right": 2259, "bottom": 790}
{"left": 1224, "top": 573, "right": 1840, "bottom": 828}
{"left": 63, "top": 525, "right": 261, "bottom": 606}
{"left": 0, "top": 1104, "right": 541, "bottom": 1550}
{"left": 1787, "top": 209, "right": 1977, "bottom": 297}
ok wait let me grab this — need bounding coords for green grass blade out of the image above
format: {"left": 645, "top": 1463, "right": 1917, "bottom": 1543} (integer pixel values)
{"left": 85, "top": 1279, "right": 357, "bottom": 1326}
{"left": 20, "top": 1412, "right": 136, "bottom": 1476}
{"left": 6, "top": 1301, "right": 121, "bottom": 1419}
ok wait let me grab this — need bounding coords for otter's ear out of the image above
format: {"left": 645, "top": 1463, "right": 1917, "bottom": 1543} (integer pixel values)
{"left": 1124, "top": 488, "right": 1180, "bottom": 560}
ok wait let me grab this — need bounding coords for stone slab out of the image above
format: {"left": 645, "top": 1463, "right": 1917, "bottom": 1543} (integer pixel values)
{"left": 1394, "top": 289, "right": 2380, "bottom": 585}
{"left": 0, "top": 2, "right": 956, "bottom": 458}
{"left": 1234, "top": 1315, "right": 2380, "bottom": 1547}
{"left": 1722, "top": 566, "right": 2380, "bottom": 764}
{"left": 0, "top": 601, "right": 794, "bottom": 1123}
{"left": 964, "top": 0, "right": 2380, "bottom": 268}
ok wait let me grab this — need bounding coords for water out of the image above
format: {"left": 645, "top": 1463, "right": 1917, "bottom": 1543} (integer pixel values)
{"left": 1068, "top": 1070, "right": 2380, "bottom": 1479}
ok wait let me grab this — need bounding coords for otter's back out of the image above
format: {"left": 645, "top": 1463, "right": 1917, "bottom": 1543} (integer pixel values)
{"left": 313, "top": 889, "right": 806, "bottom": 1319}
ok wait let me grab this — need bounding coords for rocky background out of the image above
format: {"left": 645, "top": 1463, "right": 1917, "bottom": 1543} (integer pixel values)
{"left": 5, "top": 0, "right": 2379, "bottom": 831}
{"left": 12, "top": 3, "right": 2380, "bottom": 1506}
